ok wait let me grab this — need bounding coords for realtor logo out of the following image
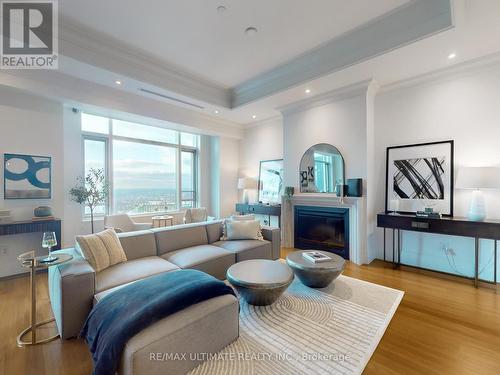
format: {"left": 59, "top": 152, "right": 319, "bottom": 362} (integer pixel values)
{"left": 1, "top": 0, "right": 58, "bottom": 69}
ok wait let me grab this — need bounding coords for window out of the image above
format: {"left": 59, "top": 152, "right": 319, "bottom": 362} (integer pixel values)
{"left": 83, "top": 137, "right": 107, "bottom": 216}
{"left": 81, "top": 114, "right": 199, "bottom": 216}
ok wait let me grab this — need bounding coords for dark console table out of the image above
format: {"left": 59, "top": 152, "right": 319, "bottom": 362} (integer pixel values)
{"left": 235, "top": 203, "right": 281, "bottom": 227}
{"left": 377, "top": 213, "right": 499, "bottom": 287}
{"left": 0, "top": 218, "right": 62, "bottom": 250}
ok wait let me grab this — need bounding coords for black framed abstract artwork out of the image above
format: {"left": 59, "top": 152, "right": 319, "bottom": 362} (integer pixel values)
{"left": 4, "top": 153, "right": 52, "bottom": 199}
{"left": 385, "top": 140, "right": 454, "bottom": 216}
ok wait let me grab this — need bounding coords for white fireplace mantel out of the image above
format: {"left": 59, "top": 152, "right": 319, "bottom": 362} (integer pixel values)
{"left": 282, "top": 194, "right": 367, "bottom": 265}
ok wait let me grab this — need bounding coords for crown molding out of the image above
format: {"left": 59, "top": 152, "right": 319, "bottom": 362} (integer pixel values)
{"left": 379, "top": 51, "right": 500, "bottom": 93}
{"left": 243, "top": 115, "right": 283, "bottom": 129}
{"left": 0, "top": 69, "right": 244, "bottom": 139}
{"left": 278, "top": 79, "right": 373, "bottom": 117}
{"left": 231, "top": 0, "right": 454, "bottom": 108}
{"left": 59, "top": 20, "right": 231, "bottom": 108}
{"left": 56, "top": 1, "right": 453, "bottom": 112}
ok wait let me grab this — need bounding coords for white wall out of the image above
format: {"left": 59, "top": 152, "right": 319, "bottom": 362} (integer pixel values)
{"left": 283, "top": 94, "right": 367, "bottom": 189}
{"left": 0, "top": 87, "right": 64, "bottom": 276}
{"left": 372, "top": 62, "right": 500, "bottom": 280}
{"left": 207, "top": 135, "right": 241, "bottom": 219}
{"left": 239, "top": 117, "right": 283, "bottom": 202}
{"left": 218, "top": 137, "right": 240, "bottom": 218}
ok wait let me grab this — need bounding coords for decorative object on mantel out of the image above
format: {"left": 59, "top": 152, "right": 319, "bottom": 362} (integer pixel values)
{"left": 69, "top": 168, "right": 108, "bottom": 233}
{"left": 258, "top": 159, "right": 283, "bottom": 204}
{"left": 335, "top": 183, "right": 348, "bottom": 197}
{"left": 456, "top": 166, "right": 500, "bottom": 221}
{"left": 299, "top": 143, "right": 345, "bottom": 193}
{"left": 385, "top": 140, "right": 454, "bottom": 216}
{"left": 284, "top": 186, "right": 294, "bottom": 200}
{"left": 346, "top": 178, "right": 363, "bottom": 197}
{"left": 34, "top": 206, "right": 52, "bottom": 217}
{"left": 237, "top": 177, "right": 255, "bottom": 204}
{"left": 4, "top": 153, "right": 51, "bottom": 199}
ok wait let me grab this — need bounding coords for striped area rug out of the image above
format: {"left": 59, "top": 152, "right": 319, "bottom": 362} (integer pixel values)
{"left": 190, "top": 275, "right": 403, "bottom": 375}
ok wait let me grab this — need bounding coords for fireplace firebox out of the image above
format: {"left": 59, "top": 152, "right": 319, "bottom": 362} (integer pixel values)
{"left": 294, "top": 205, "right": 349, "bottom": 259}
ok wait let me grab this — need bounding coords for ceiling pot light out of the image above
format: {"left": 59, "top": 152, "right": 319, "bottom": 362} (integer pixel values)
{"left": 214, "top": 110, "right": 219, "bottom": 114}
{"left": 115, "top": 80, "right": 122, "bottom": 85}
{"left": 252, "top": 115, "right": 257, "bottom": 119}
{"left": 245, "top": 27, "right": 258, "bottom": 36}
{"left": 448, "top": 53, "right": 456, "bottom": 59}
{"left": 217, "top": 5, "right": 226, "bottom": 12}
{"left": 305, "top": 89, "right": 311, "bottom": 94}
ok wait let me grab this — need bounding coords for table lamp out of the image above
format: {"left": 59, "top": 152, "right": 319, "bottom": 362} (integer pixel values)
{"left": 456, "top": 166, "right": 500, "bottom": 221}
{"left": 238, "top": 177, "right": 254, "bottom": 204}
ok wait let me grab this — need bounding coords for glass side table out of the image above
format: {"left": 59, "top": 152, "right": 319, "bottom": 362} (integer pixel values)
{"left": 16, "top": 251, "right": 73, "bottom": 347}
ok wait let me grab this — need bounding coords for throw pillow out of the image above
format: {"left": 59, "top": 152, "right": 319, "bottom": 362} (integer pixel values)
{"left": 221, "top": 214, "right": 256, "bottom": 240}
{"left": 225, "top": 219, "right": 264, "bottom": 241}
{"left": 76, "top": 228, "right": 127, "bottom": 272}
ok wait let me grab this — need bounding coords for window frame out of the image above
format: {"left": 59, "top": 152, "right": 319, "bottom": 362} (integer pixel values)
{"left": 81, "top": 114, "right": 199, "bottom": 217}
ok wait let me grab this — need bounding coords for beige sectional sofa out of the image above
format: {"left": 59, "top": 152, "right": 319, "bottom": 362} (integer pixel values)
{"left": 49, "top": 220, "right": 280, "bottom": 340}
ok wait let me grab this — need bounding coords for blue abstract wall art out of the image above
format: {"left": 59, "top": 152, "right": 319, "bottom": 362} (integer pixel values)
{"left": 4, "top": 154, "right": 51, "bottom": 199}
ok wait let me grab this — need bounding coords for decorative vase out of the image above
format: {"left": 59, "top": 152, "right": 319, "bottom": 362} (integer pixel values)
{"left": 34, "top": 206, "right": 52, "bottom": 217}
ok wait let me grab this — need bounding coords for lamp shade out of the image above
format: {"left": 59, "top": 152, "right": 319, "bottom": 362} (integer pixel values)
{"left": 237, "top": 177, "right": 254, "bottom": 190}
{"left": 456, "top": 167, "right": 500, "bottom": 190}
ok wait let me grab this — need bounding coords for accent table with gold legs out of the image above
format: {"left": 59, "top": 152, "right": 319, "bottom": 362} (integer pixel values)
{"left": 16, "top": 251, "right": 73, "bottom": 347}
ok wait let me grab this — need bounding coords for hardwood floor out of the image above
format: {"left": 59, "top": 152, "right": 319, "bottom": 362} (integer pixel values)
{"left": 1, "top": 250, "right": 499, "bottom": 375}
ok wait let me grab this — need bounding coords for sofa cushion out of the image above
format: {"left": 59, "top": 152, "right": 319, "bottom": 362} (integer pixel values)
{"left": 95, "top": 256, "right": 179, "bottom": 293}
{"left": 213, "top": 240, "right": 272, "bottom": 262}
{"left": 205, "top": 220, "right": 223, "bottom": 244}
{"left": 161, "top": 245, "right": 235, "bottom": 280}
{"left": 153, "top": 223, "right": 208, "bottom": 256}
{"left": 76, "top": 229, "right": 127, "bottom": 272}
{"left": 117, "top": 230, "right": 157, "bottom": 260}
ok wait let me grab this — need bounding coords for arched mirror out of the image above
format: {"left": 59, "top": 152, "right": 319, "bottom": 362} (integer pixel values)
{"left": 299, "top": 143, "right": 345, "bottom": 193}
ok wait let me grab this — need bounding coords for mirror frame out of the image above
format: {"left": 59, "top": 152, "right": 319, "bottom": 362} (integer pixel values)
{"left": 299, "top": 143, "right": 345, "bottom": 193}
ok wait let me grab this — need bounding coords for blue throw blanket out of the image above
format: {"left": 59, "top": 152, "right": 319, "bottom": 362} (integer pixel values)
{"left": 81, "top": 269, "right": 236, "bottom": 375}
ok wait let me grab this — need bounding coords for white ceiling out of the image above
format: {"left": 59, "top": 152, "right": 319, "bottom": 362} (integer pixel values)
{"left": 59, "top": 0, "right": 408, "bottom": 88}
{"left": 4, "top": 0, "right": 500, "bottom": 129}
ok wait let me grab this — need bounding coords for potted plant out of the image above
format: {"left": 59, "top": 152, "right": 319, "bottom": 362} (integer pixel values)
{"left": 69, "top": 168, "right": 108, "bottom": 233}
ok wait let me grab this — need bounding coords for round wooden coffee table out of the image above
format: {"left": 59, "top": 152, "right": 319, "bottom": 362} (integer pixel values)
{"left": 226, "top": 259, "right": 293, "bottom": 306}
{"left": 286, "top": 250, "right": 345, "bottom": 288}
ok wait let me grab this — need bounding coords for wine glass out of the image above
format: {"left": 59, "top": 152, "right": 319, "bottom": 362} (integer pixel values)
{"left": 42, "top": 232, "right": 58, "bottom": 262}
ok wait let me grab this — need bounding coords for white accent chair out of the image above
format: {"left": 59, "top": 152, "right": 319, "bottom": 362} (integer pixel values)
{"left": 184, "top": 208, "right": 213, "bottom": 224}
{"left": 104, "top": 214, "right": 153, "bottom": 233}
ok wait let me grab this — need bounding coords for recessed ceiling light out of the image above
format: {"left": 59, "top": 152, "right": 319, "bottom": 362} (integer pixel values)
{"left": 305, "top": 89, "right": 311, "bottom": 94}
{"left": 217, "top": 5, "right": 226, "bottom": 12}
{"left": 252, "top": 115, "right": 257, "bottom": 119}
{"left": 214, "top": 110, "right": 219, "bottom": 114}
{"left": 115, "top": 80, "right": 122, "bottom": 85}
{"left": 448, "top": 53, "right": 456, "bottom": 59}
{"left": 245, "top": 27, "right": 258, "bottom": 37}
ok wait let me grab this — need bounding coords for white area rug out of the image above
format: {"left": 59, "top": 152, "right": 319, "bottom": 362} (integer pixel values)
{"left": 190, "top": 275, "right": 404, "bottom": 375}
